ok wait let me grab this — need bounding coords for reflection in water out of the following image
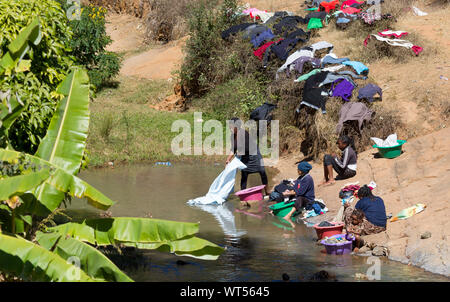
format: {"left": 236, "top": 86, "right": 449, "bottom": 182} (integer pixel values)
{"left": 187, "top": 202, "right": 247, "bottom": 240}
{"left": 72, "top": 163, "right": 449, "bottom": 282}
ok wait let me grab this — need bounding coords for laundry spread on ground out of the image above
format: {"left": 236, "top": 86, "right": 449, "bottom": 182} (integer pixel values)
{"left": 364, "top": 33, "right": 424, "bottom": 55}
{"left": 390, "top": 204, "right": 427, "bottom": 222}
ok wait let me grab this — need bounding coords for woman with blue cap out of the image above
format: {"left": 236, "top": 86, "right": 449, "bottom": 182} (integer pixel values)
{"left": 281, "top": 161, "right": 315, "bottom": 221}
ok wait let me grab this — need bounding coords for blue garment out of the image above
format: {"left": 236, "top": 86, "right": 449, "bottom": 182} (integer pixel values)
{"left": 337, "top": 18, "right": 351, "bottom": 24}
{"left": 251, "top": 29, "right": 275, "bottom": 48}
{"left": 355, "top": 196, "right": 387, "bottom": 227}
{"left": 298, "top": 161, "right": 312, "bottom": 172}
{"left": 342, "top": 61, "right": 369, "bottom": 75}
{"left": 293, "top": 174, "right": 315, "bottom": 202}
{"left": 321, "top": 55, "right": 349, "bottom": 67}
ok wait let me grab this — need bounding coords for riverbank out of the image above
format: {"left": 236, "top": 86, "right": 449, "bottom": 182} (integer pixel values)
{"left": 272, "top": 128, "right": 450, "bottom": 277}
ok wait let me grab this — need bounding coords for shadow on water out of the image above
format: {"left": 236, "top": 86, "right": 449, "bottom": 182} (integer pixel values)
{"left": 68, "top": 162, "right": 449, "bottom": 282}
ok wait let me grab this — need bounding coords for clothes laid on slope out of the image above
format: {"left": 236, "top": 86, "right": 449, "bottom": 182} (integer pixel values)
{"left": 360, "top": 11, "right": 382, "bottom": 24}
{"left": 271, "top": 38, "right": 307, "bottom": 62}
{"left": 308, "top": 18, "right": 323, "bottom": 29}
{"left": 341, "top": 0, "right": 364, "bottom": 9}
{"left": 187, "top": 157, "right": 247, "bottom": 205}
{"left": 277, "top": 41, "right": 333, "bottom": 74}
{"left": 337, "top": 70, "right": 368, "bottom": 80}
{"left": 286, "top": 28, "right": 310, "bottom": 40}
{"left": 342, "top": 61, "right": 369, "bottom": 75}
{"left": 321, "top": 53, "right": 350, "bottom": 66}
{"left": 336, "top": 101, "right": 374, "bottom": 134}
{"left": 222, "top": 23, "right": 256, "bottom": 39}
{"left": 250, "top": 28, "right": 275, "bottom": 48}
{"left": 299, "top": 71, "right": 330, "bottom": 113}
{"left": 304, "top": 11, "right": 328, "bottom": 22}
{"left": 390, "top": 203, "right": 426, "bottom": 222}
{"left": 358, "top": 83, "right": 382, "bottom": 102}
{"left": 294, "top": 68, "right": 322, "bottom": 82}
{"left": 273, "top": 16, "right": 306, "bottom": 35}
{"left": 378, "top": 30, "right": 408, "bottom": 39}
{"left": 319, "top": 72, "right": 357, "bottom": 88}
{"left": 253, "top": 40, "right": 278, "bottom": 60}
{"left": 320, "top": 0, "right": 339, "bottom": 12}
{"left": 291, "top": 56, "right": 321, "bottom": 76}
{"left": 264, "top": 11, "right": 292, "bottom": 25}
{"left": 331, "top": 79, "right": 355, "bottom": 101}
{"left": 243, "top": 24, "right": 270, "bottom": 40}
{"left": 250, "top": 103, "right": 277, "bottom": 122}
{"left": 341, "top": 7, "right": 361, "bottom": 14}
{"left": 364, "top": 34, "right": 424, "bottom": 55}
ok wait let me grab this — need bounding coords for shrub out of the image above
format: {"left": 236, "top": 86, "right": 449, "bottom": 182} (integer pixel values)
{"left": 60, "top": 2, "right": 121, "bottom": 90}
{"left": 180, "top": 0, "right": 244, "bottom": 96}
{"left": 0, "top": 0, "right": 75, "bottom": 153}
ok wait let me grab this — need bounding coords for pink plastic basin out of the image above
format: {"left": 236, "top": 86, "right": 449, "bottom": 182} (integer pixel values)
{"left": 313, "top": 222, "right": 345, "bottom": 240}
{"left": 235, "top": 185, "right": 266, "bottom": 201}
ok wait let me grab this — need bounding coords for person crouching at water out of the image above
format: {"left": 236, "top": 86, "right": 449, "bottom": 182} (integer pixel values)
{"left": 280, "top": 162, "right": 315, "bottom": 221}
{"left": 320, "top": 135, "right": 357, "bottom": 186}
{"left": 344, "top": 185, "right": 387, "bottom": 250}
{"left": 225, "top": 117, "right": 269, "bottom": 196}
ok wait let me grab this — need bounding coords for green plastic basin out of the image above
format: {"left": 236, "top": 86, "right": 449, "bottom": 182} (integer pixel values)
{"left": 269, "top": 201, "right": 295, "bottom": 217}
{"left": 373, "top": 139, "right": 406, "bottom": 159}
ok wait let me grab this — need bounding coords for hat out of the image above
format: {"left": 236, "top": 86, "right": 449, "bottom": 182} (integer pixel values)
{"left": 297, "top": 161, "right": 312, "bottom": 173}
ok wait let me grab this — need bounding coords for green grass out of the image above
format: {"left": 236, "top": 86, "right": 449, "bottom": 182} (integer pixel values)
{"left": 87, "top": 75, "right": 227, "bottom": 167}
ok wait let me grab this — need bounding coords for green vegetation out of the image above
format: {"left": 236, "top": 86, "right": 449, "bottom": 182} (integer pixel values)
{"left": 0, "top": 17, "right": 223, "bottom": 283}
{"left": 0, "top": 0, "right": 75, "bottom": 153}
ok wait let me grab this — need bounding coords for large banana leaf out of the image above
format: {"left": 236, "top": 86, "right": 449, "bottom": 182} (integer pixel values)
{"left": 0, "top": 233, "right": 97, "bottom": 282}
{"left": 0, "top": 169, "right": 51, "bottom": 201}
{"left": 47, "top": 218, "right": 224, "bottom": 260}
{"left": 0, "top": 17, "right": 42, "bottom": 75}
{"left": 0, "top": 149, "right": 115, "bottom": 212}
{"left": 33, "top": 67, "right": 91, "bottom": 212}
{"left": 36, "top": 232, "right": 133, "bottom": 282}
{"left": 0, "top": 94, "right": 26, "bottom": 134}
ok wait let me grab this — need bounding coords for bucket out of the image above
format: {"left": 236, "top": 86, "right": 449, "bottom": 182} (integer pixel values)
{"left": 313, "top": 222, "right": 344, "bottom": 239}
{"left": 269, "top": 201, "right": 295, "bottom": 217}
{"left": 235, "top": 185, "right": 266, "bottom": 202}
{"left": 373, "top": 140, "right": 406, "bottom": 159}
{"left": 321, "top": 234, "right": 355, "bottom": 255}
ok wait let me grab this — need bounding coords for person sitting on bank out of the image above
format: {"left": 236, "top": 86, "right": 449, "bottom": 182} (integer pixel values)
{"left": 225, "top": 117, "right": 269, "bottom": 196}
{"left": 320, "top": 135, "right": 357, "bottom": 186}
{"left": 281, "top": 162, "right": 315, "bottom": 221}
{"left": 344, "top": 185, "right": 387, "bottom": 250}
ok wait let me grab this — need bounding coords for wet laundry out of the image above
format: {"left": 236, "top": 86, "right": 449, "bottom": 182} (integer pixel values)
{"left": 318, "top": 221, "right": 335, "bottom": 227}
{"left": 364, "top": 34, "right": 424, "bottom": 55}
{"left": 253, "top": 39, "right": 281, "bottom": 60}
{"left": 273, "top": 16, "right": 306, "bottom": 35}
{"left": 371, "top": 133, "right": 398, "bottom": 147}
{"left": 358, "top": 83, "right": 382, "bottom": 102}
{"left": 243, "top": 24, "right": 270, "bottom": 40}
{"left": 291, "top": 56, "right": 321, "bottom": 76}
{"left": 320, "top": 0, "right": 339, "bottom": 13}
{"left": 308, "top": 18, "right": 324, "bottom": 29}
{"left": 342, "top": 61, "right": 369, "bottom": 75}
{"left": 321, "top": 53, "right": 350, "bottom": 66}
{"left": 341, "top": 0, "right": 364, "bottom": 9}
{"left": 336, "top": 102, "right": 374, "bottom": 134}
{"left": 318, "top": 72, "right": 357, "bottom": 88}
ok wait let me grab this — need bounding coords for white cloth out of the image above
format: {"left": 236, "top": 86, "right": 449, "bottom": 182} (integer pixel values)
{"left": 412, "top": 6, "right": 427, "bottom": 16}
{"left": 277, "top": 41, "right": 333, "bottom": 75}
{"left": 322, "top": 65, "right": 345, "bottom": 72}
{"left": 188, "top": 157, "right": 247, "bottom": 205}
{"left": 371, "top": 133, "right": 398, "bottom": 147}
{"left": 370, "top": 34, "right": 414, "bottom": 49}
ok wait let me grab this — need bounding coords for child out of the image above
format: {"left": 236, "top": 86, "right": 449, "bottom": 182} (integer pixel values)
{"left": 320, "top": 135, "right": 357, "bottom": 186}
{"left": 281, "top": 161, "right": 315, "bottom": 221}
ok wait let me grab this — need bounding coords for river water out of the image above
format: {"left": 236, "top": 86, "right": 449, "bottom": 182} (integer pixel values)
{"left": 69, "top": 163, "right": 448, "bottom": 282}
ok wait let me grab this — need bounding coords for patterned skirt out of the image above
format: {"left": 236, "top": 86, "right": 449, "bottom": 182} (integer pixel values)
{"left": 344, "top": 207, "right": 386, "bottom": 236}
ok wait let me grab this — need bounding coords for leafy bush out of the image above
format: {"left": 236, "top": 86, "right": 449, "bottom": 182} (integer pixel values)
{"left": 180, "top": 0, "right": 243, "bottom": 96}
{"left": 58, "top": 2, "right": 121, "bottom": 90}
{"left": 0, "top": 0, "right": 75, "bottom": 153}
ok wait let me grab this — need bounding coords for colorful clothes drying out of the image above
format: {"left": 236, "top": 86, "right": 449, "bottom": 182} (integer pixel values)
{"left": 365, "top": 34, "right": 424, "bottom": 55}
{"left": 342, "top": 60, "right": 369, "bottom": 75}
{"left": 378, "top": 30, "right": 408, "bottom": 39}
{"left": 341, "top": 0, "right": 364, "bottom": 10}
{"left": 243, "top": 25, "right": 269, "bottom": 40}
{"left": 321, "top": 54, "right": 350, "bottom": 66}
{"left": 295, "top": 68, "right": 322, "bottom": 82}
{"left": 390, "top": 204, "right": 426, "bottom": 222}
{"left": 221, "top": 23, "right": 256, "bottom": 39}
{"left": 358, "top": 83, "right": 382, "bottom": 102}
{"left": 341, "top": 7, "right": 361, "bottom": 14}
{"left": 253, "top": 40, "right": 278, "bottom": 60}
{"left": 320, "top": 0, "right": 339, "bottom": 13}
{"left": 308, "top": 17, "right": 323, "bottom": 29}
{"left": 336, "top": 101, "right": 374, "bottom": 134}
{"left": 250, "top": 28, "right": 275, "bottom": 48}
{"left": 331, "top": 79, "right": 355, "bottom": 101}
{"left": 361, "top": 11, "right": 382, "bottom": 24}
{"left": 273, "top": 16, "right": 305, "bottom": 35}
{"left": 291, "top": 56, "right": 321, "bottom": 75}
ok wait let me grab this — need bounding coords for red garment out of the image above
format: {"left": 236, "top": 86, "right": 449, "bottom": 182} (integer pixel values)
{"left": 341, "top": 7, "right": 361, "bottom": 14}
{"left": 320, "top": 0, "right": 339, "bottom": 13}
{"left": 412, "top": 45, "right": 423, "bottom": 55}
{"left": 377, "top": 30, "right": 409, "bottom": 39}
{"left": 253, "top": 38, "right": 283, "bottom": 60}
{"left": 341, "top": 0, "right": 364, "bottom": 10}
